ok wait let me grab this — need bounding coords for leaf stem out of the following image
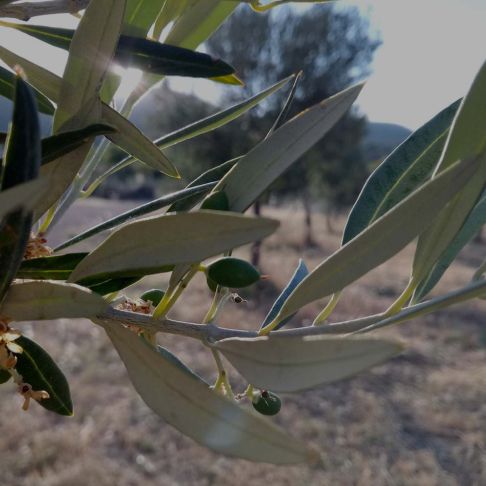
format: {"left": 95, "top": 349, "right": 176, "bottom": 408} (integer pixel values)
{"left": 312, "top": 292, "right": 341, "bottom": 325}
{"left": 152, "top": 266, "right": 198, "bottom": 319}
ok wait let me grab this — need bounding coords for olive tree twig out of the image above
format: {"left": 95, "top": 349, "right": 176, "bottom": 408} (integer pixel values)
{"left": 0, "top": 0, "right": 89, "bottom": 21}
{"left": 96, "top": 278, "right": 486, "bottom": 342}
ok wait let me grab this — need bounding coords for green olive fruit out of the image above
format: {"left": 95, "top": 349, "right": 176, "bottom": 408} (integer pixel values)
{"left": 207, "top": 257, "right": 260, "bottom": 288}
{"left": 252, "top": 390, "right": 281, "bottom": 416}
{"left": 206, "top": 276, "right": 219, "bottom": 292}
{"left": 200, "top": 191, "right": 229, "bottom": 211}
{"left": 140, "top": 289, "right": 165, "bottom": 306}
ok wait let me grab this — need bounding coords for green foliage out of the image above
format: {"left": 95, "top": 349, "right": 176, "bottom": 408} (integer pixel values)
{"left": 15, "top": 336, "right": 72, "bottom": 416}
{"left": 0, "top": 0, "right": 484, "bottom": 466}
{"left": 207, "top": 5, "right": 379, "bottom": 212}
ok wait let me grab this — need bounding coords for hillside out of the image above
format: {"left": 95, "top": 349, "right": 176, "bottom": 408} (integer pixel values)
{"left": 363, "top": 121, "right": 412, "bottom": 161}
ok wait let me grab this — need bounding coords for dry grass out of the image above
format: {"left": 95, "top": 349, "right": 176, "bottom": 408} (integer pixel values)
{"left": 1, "top": 199, "right": 485, "bottom": 486}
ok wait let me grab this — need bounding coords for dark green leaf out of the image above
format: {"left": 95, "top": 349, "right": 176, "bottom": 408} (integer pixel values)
{"left": 86, "top": 276, "right": 140, "bottom": 296}
{"left": 1, "top": 22, "right": 235, "bottom": 78}
{"left": 412, "top": 191, "right": 486, "bottom": 302}
{"left": 168, "top": 158, "right": 239, "bottom": 212}
{"left": 200, "top": 191, "right": 229, "bottom": 211}
{"left": 76, "top": 265, "right": 175, "bottom": 286}
{"left": 260, "top": 259, "right": 308, "bottom": 331}
{"left": 17, "top": 253, "right": 88, "bottom": 280}
{"left": 0, "top": 65, "right": 55, "bottom": 115}
{"left": 17, "top": 253, "right": 160, "bottom": 294}
{"left": 41, "top": 124, "right": 116, "bottom": 165}
{"left": 343, "top": 99, "right": 461, "bottom": 244}
{"left": 14, "top": 336, "right": 73, "bottom": 416}
{"left": 0, "top": 75, "right": 41, "bottom": 302}
{"left": 0, "top": 368, "right": 11, "bottom": 384}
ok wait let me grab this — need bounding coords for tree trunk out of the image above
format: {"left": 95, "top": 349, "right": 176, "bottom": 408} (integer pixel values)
{"left": 302, "top": 190, "right": 315, "bottom": 247}
{"left": 326, "top": 209, "right": 336, "bottom": 234}
{"left": 474, "top": 226, "right": 484, "bottom": 244}
{"left": 251, "top": 199, "right": 262, "bottom": 267}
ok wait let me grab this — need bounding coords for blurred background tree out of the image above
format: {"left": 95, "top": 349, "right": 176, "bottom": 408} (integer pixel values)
{"left": 206, "top": 5, "right": 380, "bottom": 257}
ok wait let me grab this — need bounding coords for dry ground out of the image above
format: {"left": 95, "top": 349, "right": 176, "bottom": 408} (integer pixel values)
{"left": 1, "top": 199, "right": 485, "bottom": 486}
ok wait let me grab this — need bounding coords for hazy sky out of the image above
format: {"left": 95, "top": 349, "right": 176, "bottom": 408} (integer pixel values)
{"left": 0, "top": 0, "right": 484, "bottom": 130}
{"left": 355, "top": 0, "right": 486, "bottom": 128}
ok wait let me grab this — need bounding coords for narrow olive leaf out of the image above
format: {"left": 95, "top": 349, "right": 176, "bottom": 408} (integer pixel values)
{"left": 0, "top": 65, "right": 54, "bottom": 115}
{"left": 213, "top": 83, "right": 363, "bottom": 212}
{"left": 413, "top": 60, "right": 486, "bottom": 280}
{"left": 0, "top": 50, "right": 179, "bottom": 214}
{"left": 164, "top": 0, "right": 238, "bottom": 50}
{"left": 100, "top": 104, "right": 179, "bottom": 177}
{"left": 0, "top": 178, "right": 50, "bottom": 223}
{"left": 0, "top": 46, "right": 178, "bottom": 177}
{"left": 214, "top": 335, "right": 402, "bottom": 393}
{"left": 53, "top": 0, "right": 125, "bottom": 132}
{"left": 167, "top": 158, "right": 239, "bottom": 212}
{"left": 68, "top": 212, "right": 279, "bottom": 283}
{"left": 153, "top": 0, "right": 190, "bottom": 39}
{"left": 0, "top": 280, "right": 109, "bottom": 321}
{"left": 152, "top": 76, "right": 293, "bottom": 150}
{"left": 36, "top": 144, "right": 93, "bottom": 221}
{"left": 0, "top": 369, "right": 11, "bottom": 384}
{"left": 55, "top": 182, "right": 216, "bottom": 251}
{"left": 260, "top": 259, "right": 308, "bottom": 331}
{"left": 268, "top": 71, "right": 302, "bottom": 135}
{"left": 343, "top": 99, "right": 461, "bottom": 244}
{"left": 2, "top": 124, "right": 118, "bottom": 168}
{"left": 210, "top": 73, "right": 244, "bottom": 86}
{"left": 92, "top": 76, "right": 292, "bottom": 186}
{"left": 157, "top": 345, "right": 207, "bottom": 384}
{"left": 76, "top": 264, "right": 174, "bottom": 284}
{"left": 86, "top": 276, "right": 140, "bottom": 296}
{"left": 40, "top": 124, "right": 117, "bottom": 165}
{"left": 116, "top": 36, "right": 235, "bottom": 78}
{"left": 353, "top": 278, "right": 486, "bottom": 335}
{"left": 0, "top": 22, "right": 235, "bottom": 79}
{"left": 16, "top": 253, "right": 148, "bottom": 291}
{"left": 102, "top": 321, "right": 313, "bottom": 464}
{"left": 17, "top": 253, "right": 88, "bottom": 280}
{"left": 14, "top": 336, "right": 73, "bottom": 416}
{"left": 412, "top": 191, "right": 486, "bottom": 302}
{"left": 275, "top": 156, "right": 481, "bottom": 321}
{"left": 123, "top": 0, "right": 166, "bottom": 36}
{"left": 0, "top": 75, "right": 41, "bottom": 302}
{"left": 0, "top": 45, "right": 61, "bottom": 102}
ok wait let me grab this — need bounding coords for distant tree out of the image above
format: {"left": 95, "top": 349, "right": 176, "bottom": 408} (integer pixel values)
{"left": 207, "top": 5, "right": 379, "bottom": 251}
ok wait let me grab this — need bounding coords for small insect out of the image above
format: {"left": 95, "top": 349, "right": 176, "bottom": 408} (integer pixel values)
{"left": 230, "top": 293, "right": 247, "bottom": 304}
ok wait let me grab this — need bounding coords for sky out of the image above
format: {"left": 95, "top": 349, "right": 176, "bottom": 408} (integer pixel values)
{"left": 0, "top": 0, "right": 485, "bottom": 130}
{"left": 354, "top": 0, "right": 486, "bottom": 128}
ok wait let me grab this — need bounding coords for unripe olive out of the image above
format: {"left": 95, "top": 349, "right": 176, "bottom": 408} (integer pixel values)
{"left": 140, "top": 289, "right": 165, "bottom": 306}
{"left": 252, "top": 390, "right": 281, "bottom": 416}
{"left": 201, "top": 191, "right": 229, "bottom": 211}
{"left": 206, "top": 276, "right": 219, "bottom": 292}
{"left": 207, "top": 257, "right": 260, "bottom": 288}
